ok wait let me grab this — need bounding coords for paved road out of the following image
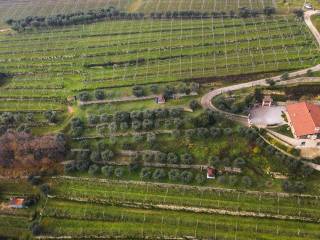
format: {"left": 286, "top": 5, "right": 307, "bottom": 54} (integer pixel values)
{"left": 201, "top": 10, "right": 320, "bottom": 126}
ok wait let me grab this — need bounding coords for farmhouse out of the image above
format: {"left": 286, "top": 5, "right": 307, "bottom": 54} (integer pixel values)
{"left": 286, "top": 102, "right": 320, "bottom": 139}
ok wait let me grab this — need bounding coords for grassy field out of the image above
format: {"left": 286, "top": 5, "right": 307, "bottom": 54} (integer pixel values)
{"left": 40, "top": 199, "right": 320, "bottom": 239}
{"left": 33, "top": 177, "right": 320, "bottom": 239}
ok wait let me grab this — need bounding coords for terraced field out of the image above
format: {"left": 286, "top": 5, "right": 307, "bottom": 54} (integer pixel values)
{"left": 37, "top": 177, "right": 320, "bottom": 239}
{"left": 0, "top": 15, "right": 317, "bottom": 116}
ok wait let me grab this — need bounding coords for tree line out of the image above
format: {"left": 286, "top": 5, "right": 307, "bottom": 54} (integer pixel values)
{"left": 150, "top": 7, "right": 276, "bottom": 19}
{"left": 5, "top": 6, "right": 144, "bottom": 31}
{"left": 6, "top": 6, "right": 276, "bottom": 31}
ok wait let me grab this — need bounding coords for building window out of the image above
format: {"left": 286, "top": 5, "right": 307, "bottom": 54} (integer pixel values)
{"left": 301, "top": 142, "right": 306, "bottom": 146}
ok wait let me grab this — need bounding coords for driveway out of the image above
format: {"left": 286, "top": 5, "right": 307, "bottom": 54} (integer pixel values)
{"left": 249, "top": 106, "right": 286, "bottom": 127}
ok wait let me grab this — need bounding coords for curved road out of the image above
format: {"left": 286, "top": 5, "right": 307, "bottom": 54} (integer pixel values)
{"left": 201, "top": 10, "right": 320, "bottom": 126}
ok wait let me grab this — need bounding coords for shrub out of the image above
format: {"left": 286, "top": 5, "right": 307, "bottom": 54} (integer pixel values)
{"left": 241, "top": 176, "right": 252, "bottom": 187}
{"left": 88, "top": 164, "right": 100, "bottom": 176}
{"left": 180, "top": 171, "right": 193, "bottom": 183}
{"left": 217, "top": 175, "right": 227, "bottom": 184}
{"left": 128, "top": 161, "right": 140, "bottom": 172}
{"left": 154, "top": 152, "right": 167, "bottom": 163}
{"left": 132, "top": 120, "right": 142, "bottom": 131}
{"left": 180, "top": 153, "right": 193, "bottom": 165}
{"left": 146, "top": 132, "right": 156, "bottom": 145}
{"left": 197, "top": 128, "right": 209, "bottom": 138}
{"left": 143, "top": 110, "right": 155, "bottom": 119}
{"left": 101, "top": 166, "right": 114, "bottom": 177}
{"left": 108, "top": 122, "right": 118, "bottom": 132}
{"left": 142, "top": 119, "right": 154, "bottom": 130}
{"left": 152, "top": 169, "right": 166, "bottom": 180}
{"left": 169, "top": 108, "right": 183, "bottom": 118}
{"left": 185, "top": 129, "right": 196, "bottom": 139}
{"left": 95, "top": 89, "right": 105, "bottom": 100}
{"left": 79, "top": 91, "right": 90, "bottom": 101}
{"left": 140, "top": 167, "right": 152, "bottom": 180}
{"left": 281, "top": 72, "right": 289, "bottom": 80}
{"left": 167, "top": 152, "right": 179, "bottom": 164}
{"left": 142, "top": 152, "right": 154, "bottom": 162}
{"left": 150, "top": 84, "right": 159, "bottom": 94}
{"left": 130, "top": 111, "right": 143, "bottom": 120}
{"left": 266, "top": 78, "right": 275, "bottom": 86}
{"left": 173, "top": 118, "right": 184, "bottom": 129}
{"left": 30, "top": 222, "right": 42, "bottom": 236}
{"left": 120, "top": 122, "right": 129, "bottom": 130}
{"left": 44, "top": 110, "right": 58, "bottom": 123}
{"left": 228, "top": 175, "right": 238, "bottom": 186}
{"left": 75, "top": 160, "right": 90, "bottom": 172}
{"left": 172, "top": 129, "right": 181, "bottom": 139}
{"left": 88, "top": 114, "right": 100, "bottom": 125}
{"left": 189, "top": 100, "right": 200, "bottom": 111}
{"left": 64, "top": 162, "right": 76, "bottom": 173}
{"left": 40, "top": 184, "right": 50, "bottom": 195}
{"left": 263, "top": 6, "right": 276, "bottom": 16}
{"left": 132, "top": 135, "right": 144, "bottom": 144}
{"left": 114, "top": 167, "right": 124, "bottom": 178}
{"left": 101, "top": 149, "right": 114, "bottom": 163}
{"left": 282, "top": 180, "right": 306, "bottom": 193}
{"left": 132, "top": 85, "right": 145, "bottom": 97}
{"left": 307, "top": 69, "right": 313, "bottom": 77}
{"left": 195, "top": 173, "right": 206, "bottom": 184}
{"left": 90, "top": 151, "right": 101, "bottom": 163}
{"left": 293, "top": 9, "right": 304, "bottom": 19}
{"left": 233, "top": 157, "right": 246, "bottom": 168}
{"left": 210, "top": 127, "right": 222, "bottom": 138}
{"left": 168, "top": 169, "right": 180, "bottom": 181}
{"left": 223, "top": 128, "right": 233, "bottom": 136}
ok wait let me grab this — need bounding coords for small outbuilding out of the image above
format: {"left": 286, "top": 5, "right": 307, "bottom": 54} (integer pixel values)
{"left": 304, "top": 3, "right": 313, "bottom": 9}
{"left": 155, "top": 95, "right": 166, "bottom": 104}
{"left": 8, "top": 197, "right": 26, "bottom": 209}
{"left": 207, "top": 167, "right": 216, "bottom": 179}
{"left": 262, "top": 95, "right": 273, "bottom": 107}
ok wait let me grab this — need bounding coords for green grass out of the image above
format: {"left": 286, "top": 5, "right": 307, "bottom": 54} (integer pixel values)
{"left": 50, "top": 178, "right": 320, "bottom": 220}
{"left": 0, "top": 215, "right": 31, "bottom": 238}
{"left": 272, "top": 125, "right": 294, "bottom": 138}
{"left": 40, "top": 198, "right": 320, "bottom": 239}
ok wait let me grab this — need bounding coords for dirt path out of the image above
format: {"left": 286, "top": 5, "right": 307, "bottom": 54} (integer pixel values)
{"left": 0, "top": 28, "right": 10, "bottom": 33}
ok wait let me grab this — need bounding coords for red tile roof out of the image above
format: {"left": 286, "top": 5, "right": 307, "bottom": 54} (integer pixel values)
{"left": 9, "top": 197, "right": 25, "bottom": 207}
{"left": 207, "top": 167, "right": 216, "bottom": 177}
{"left": 286, "top": 102, "right": 320, "bottom": 137}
